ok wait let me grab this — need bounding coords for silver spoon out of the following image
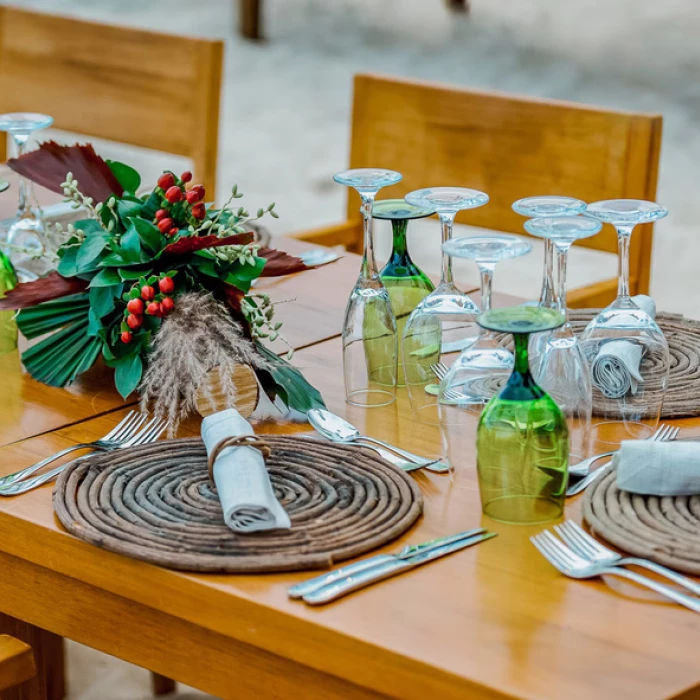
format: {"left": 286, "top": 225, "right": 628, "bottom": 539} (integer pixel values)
{"left": 307, "top": 409, "right": 449, "bottom": 473}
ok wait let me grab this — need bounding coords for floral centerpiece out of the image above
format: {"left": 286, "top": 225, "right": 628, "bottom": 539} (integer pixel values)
{"left": 0, "top": 143, "right": 325, "bottom": 428}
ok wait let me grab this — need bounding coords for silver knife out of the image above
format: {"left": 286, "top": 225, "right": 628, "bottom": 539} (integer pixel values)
{"left": 302, "top": 531, "right": 497, "bottom": 605}
{"left": 287, "top": 528, "right": 485, "bottom": 599}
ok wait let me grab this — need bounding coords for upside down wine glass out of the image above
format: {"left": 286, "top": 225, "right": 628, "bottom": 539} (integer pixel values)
{"left": 580, "top": 200, "right": 669, "bottom": 444}
{"left": 334, "top": 168, "right": 403, "bottom": 407}
{"left": 374, "top": 199, "right": 435, "bottom": 384}
{"left": 401, "top": 187, "right": 489, "bottom": 423}
{"left": 0, "top": 113, "right": 54, "bottom": 258}
{"left": 476, "top": 306, "right": 569, "bottom": 524}
{"left": 524, "top": 216, "right": 602, "bottom": 466}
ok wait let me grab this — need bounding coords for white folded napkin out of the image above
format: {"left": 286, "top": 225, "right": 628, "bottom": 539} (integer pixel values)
{"left": 201, "top": 408, "right": 291, "bottom": 533}
{"left": 591, "top": 295, "right": 657, "bottom": 399}
{"left": 615, "top": 439, "right": 700, "bottom": 496}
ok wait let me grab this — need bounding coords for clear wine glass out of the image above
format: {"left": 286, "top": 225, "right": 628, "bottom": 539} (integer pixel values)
{"left": 0, "top": 113, "right": 54, "bottom": 257}
{"left": 512, "top": 196, "right": 587, "bottom": 308}
{"left": 524, "top": 216, "right": 602, "bottom": 466}
{"left": 580, "top": 199, "right": 669, "bottom": 445}
{"left": 334, "top": 168, "right": 403, "bottom": 407}
{"left": 401, "top": 187, "right": 488, "bottom": 423}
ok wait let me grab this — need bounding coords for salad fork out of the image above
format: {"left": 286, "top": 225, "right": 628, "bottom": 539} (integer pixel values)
{"left": 0, "top": 411, "right": 147, "bottom": 488}
{"left": 0, "top": 417, "right": 169, "bottom": 496}
{"left": 531, "top": 529, "right": 700, "bottom": 613}
{"left": 554, "top": 520, "right": 700, "bottom": 596}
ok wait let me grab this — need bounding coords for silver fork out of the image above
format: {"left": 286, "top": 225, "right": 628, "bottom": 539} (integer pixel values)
{"left": 0, "top": 411, "right": 147, "bottom": 488}
{"left": 431, "top": 362, "right": 449, "bottom": 382}
{"left": 0, "top": 417, "right": 169, "bottom": 496}
{"left": 568, "top": 423, "right": 677, "bottom": 480}
{"left": 531, "top": 530, "right": 700, "bottom": 613}
{"left": 566, "top": 425, "right": 679, "bottom": 497}
{"left": 555, "top": 520, "right": 700, "bottom": 596}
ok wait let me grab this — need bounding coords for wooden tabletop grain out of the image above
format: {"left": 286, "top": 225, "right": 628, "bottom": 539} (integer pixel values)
{"left": 0, "top": 241, "right": 697, "bottom": 700}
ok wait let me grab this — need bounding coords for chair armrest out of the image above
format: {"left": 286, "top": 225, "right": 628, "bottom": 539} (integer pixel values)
{"left": 0, "top": 635, "right": 36, "bottom": 692}
{"left": 288, "top": 220, "right": 362, "bottom": 252}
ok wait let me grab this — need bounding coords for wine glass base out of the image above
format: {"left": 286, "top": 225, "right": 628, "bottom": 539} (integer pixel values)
{"left": 345, "top": 389, "right": 396, "bottom": 408}
{"left": 592, "top": 420, "right": 655, "bottom": 448}
{"left": 482, "top": 495, "right": 563, "bottom": 525}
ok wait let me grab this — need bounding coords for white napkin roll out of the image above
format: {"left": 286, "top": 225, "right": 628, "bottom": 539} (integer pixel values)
{"left": 201, "top": 408, "right": 291, "bottom": 533}
{"left": 591, "top": 295, "right": 657, "bottom": 399}
{"left": 615, "top": 439, "right": 700, "bottom": 496}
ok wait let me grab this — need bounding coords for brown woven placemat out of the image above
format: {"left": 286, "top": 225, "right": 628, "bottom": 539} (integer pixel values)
{"left": 582, "top": 469, "right": 700, "bottom": 575}
{"left": 53, "top": 436, "right": 423, "bottom": 573}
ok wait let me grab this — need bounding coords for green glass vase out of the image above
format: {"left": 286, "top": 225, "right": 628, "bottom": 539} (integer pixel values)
{"left": 0, "top": 249, "right": 18, "bottom": 355}
{"left": 373, "top": 199, "right": 434, "bottom": 385}
{"left": 476, "top": 307, "right": 569, "bottom": 524}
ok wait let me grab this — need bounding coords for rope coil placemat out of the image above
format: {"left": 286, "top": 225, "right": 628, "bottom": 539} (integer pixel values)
{"left": 53, "top": 436, "right": 423, "bottom": 573}
{"left": 583, "top": 469, "right": 700, "bottom": 575}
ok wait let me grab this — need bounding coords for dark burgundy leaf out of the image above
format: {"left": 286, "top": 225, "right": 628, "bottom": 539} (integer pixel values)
{"left": 162, "top": 232, "right": 254, "bottom": 256}
{"left": 258, "top": 247, "right": 311, "bottom": 277}
{"left": 0, "top": 272, "right": 88, "bottom": 310}
{"left": 7, "top": 141, "right": 123, "bottom": 201}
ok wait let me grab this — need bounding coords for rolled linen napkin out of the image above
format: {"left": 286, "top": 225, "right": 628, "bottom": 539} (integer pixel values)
{"left": 591, "top": 295, "right": 657, "bottom": 399}
{"left": 201, "top": 408, "right": 291, "bottom": 533}
{"left": 615, "top": 439, "right": 700, "bottom": 496}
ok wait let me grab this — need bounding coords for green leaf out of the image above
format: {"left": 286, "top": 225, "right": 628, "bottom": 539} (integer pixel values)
{"left": 57, "top": 246, "right": 80, "bottom": 277}
{"left": 140, "top": 189, "right": 161, "bottom": 221}
{"left": 87, "top": 307, "right": 102, "bottom": 337}
{"left": 107, "top": 160, "right": 142, "bottom": 194}
{"left": 119, "top": 267, "right": 152, "bottom": 281}
{"left": 17, "top": 293, "right": 90, "bottom": 339}
{"left": 127, "top": 217, "right": 164, "bottom": 254}
{"left": 116, "top": 198, "right": 143, "bottom": 224}
{"left": 90, "top": 268, "right": 122, "bottom": 287}
{"left": 254, "top": 342, "right": 325, "bottom": 413}
{"left": 89, "top": 283, "right": 122, "bottom": 319}
{"left": 114, "top": 352, "right": 143, "bottom": 398}
{"left": 120, "top": 225, "right": 141, "bottom": 259}
{"left": 76, "top": 231, "right": 110, "bottom": 272}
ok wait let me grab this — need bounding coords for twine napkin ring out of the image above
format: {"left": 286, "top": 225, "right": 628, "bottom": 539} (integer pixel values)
{"left": 207, "top": 435, "right": 272, "bottom": 480}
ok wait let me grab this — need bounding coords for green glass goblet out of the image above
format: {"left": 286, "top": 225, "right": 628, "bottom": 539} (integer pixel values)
{"left": 373, "top": 199, "right": 435, "bottom": 384}
{"left": 0, "top": 249, "right": 18, "bottom": 355}
{"left": 476, "top": 306, "right": 569, "bottom": 525}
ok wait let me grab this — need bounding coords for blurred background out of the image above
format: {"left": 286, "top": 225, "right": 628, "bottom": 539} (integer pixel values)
{"left": 3, "top": 1, "right": 699, "bottom": 697}
{"left": 11, "top": 0, "right": 700, "bottom": 317}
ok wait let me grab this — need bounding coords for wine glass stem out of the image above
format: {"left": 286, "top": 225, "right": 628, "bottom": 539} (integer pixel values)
{"left": 513, "top": 332, "right": 530, "bottom": 375}
{"left": 477, "top": 262, "right": 495, "bottom": 313}
{"left": 554, "top": 242, "right": 570, "bottom": 318}
{"left": 539, "top": 238, "right": 555, "bottom": 307}
{"left": 616, "top": 225, "right": 634, "bottom": 300}
{"left": 439, "top": 213, "right": 455, "bottom": 287}
{"left": 12, "top": 135, "right": 32, "bottom": 220}
{"left": 359, "top": 192, "right": 378, "bottom": 280}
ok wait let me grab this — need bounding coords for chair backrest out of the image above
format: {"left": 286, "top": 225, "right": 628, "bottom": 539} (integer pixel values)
{"left": 0, "top": 7, "right": 224, "bottom": 197}
{"left": 346, "top": 73, "right": 662, "bottom": 294}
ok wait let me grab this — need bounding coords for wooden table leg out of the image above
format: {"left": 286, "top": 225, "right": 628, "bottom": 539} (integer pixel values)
{"left": 239, "top": 0, "right": 262, "bottom": 40}
{"left": 150, "top": 673, "right": 176, "bottom": 696}
{"left": 0, "top": 615, "right": 64, "bottom": 700}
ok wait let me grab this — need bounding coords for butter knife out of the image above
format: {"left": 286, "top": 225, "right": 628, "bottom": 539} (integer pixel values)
{"left": 287, "top": 528, "right": 485, "bottom": 599}
{"left": 302, "top": 531, "right": 497, "bottom": 605}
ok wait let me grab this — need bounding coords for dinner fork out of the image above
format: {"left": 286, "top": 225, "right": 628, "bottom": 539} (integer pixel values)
{"left": 0, "top": 417, "right": 169, "bottom": 496}
{"left": 566, "top": 424, "right": 679, "bottom": 497}
{"left": 531, "top": 530, "right": 700, "bottom": 613}
{"left": 554, "top": 520, "right": 700, "bottom": 596}
{"left": 0, "top": 411, "right": 148, "bottom": 488}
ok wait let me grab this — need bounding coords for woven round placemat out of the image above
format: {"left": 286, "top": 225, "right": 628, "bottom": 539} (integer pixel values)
{"left": 582, "top": 469, "right": 700, "bottom": 575}
{"left": 53, "top": 436, "right": 423, "bottom": 573}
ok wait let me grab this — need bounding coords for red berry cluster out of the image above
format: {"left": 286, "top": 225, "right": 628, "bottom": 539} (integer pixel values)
{"left": 154, "top": 171, "right": 207, "bottom": 237}
{"left": 120, "top": 276, "right": 176, "bottom": 343}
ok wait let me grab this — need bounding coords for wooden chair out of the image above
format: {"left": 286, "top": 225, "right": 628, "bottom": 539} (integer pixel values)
{"left": 0, "top": 7, "right": 224, "bottom": 198}
{"left": 0, "top": 634, "right": 36, "bottom": 696}
{"left": 295, "top": 73, "right": 662, "bottom": 308}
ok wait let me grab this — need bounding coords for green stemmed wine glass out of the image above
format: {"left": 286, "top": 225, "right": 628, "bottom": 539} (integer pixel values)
{"left": 373, "top": 199, "right": 435, "bottom": 384}
{"left": 0, "top": 249, "right": 18, "bottom": 355}
{"left": 476, "top": 306, "right": 569, "bottom": 524}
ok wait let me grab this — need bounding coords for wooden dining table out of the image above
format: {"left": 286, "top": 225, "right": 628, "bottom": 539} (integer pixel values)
{"left": 0, "top": 229, "right": 698, "bottom": 700}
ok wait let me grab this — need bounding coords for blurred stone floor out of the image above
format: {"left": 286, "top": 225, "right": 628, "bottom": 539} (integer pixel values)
{"left": 7, "top": 0, "right": 700, "bottom": 697}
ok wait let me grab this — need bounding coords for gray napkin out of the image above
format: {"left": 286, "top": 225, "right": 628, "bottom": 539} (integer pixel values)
{"left": 615, "top": 439, "right": 700, "bottom": 496}
{"left": 201, "top": 408, "right": 291, "bottom": 533}
{"left": 591, "top": 295, "right": 656, "bottom": 399}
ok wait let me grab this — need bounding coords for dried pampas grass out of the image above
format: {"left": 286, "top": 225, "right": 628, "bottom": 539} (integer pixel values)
{"left": 139, "top": 292, "right": 266, "bottom": 434}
